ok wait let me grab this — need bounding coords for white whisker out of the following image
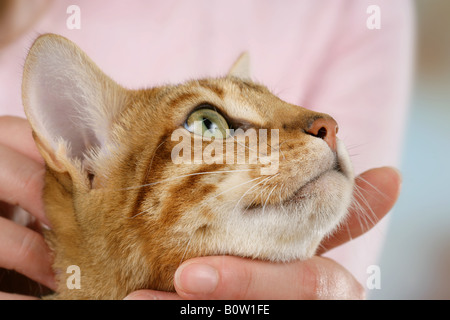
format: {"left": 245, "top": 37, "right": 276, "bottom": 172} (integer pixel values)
{"left": 262, "top": 184, "right": 278, "bottom": 215}
{"left": 120, "top": 169, "right": 254, "bottom": 191}
{"left": 179, "top": 235, "right": 193, "bottom": 266}
{"left": 127, "top": 208, "right": 151, "bottom": 219}
{"left": 209, "top": 175, "right": 265, "bottom": 200}
{"left": 355, "top": 175, "right": 390, "bottom": 201}
{"left": 243, "top": 173, "right": 280, "bottom": 214}
{"left": 232, "top": 174, "right": 278, "bottom": 214}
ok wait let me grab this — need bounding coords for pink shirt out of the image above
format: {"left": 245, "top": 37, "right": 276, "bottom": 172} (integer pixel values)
{"left": 0, "top": 0, "right": 414, "bottom": 289}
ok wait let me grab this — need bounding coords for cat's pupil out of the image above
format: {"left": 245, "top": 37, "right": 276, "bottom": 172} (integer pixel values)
{"left": 203, "top": 118, "right": 216, "bottom": 132}
{"left": 203, "top": 118, "right": 212, "bottom": 128}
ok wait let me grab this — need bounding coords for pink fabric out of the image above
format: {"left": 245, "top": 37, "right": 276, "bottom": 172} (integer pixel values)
{"left": 0, "top": 0, "right": 414, "bottom": 288}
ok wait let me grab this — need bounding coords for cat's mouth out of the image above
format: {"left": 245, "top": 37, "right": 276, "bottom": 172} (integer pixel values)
{"left": 290, "top": 167, "right": 341, "bottom": 201}
{"left": 286, "top": 139, "right": 353, "bottom": 202}
{"left": 244, "top": 139, "right": 353, "bottom": 209}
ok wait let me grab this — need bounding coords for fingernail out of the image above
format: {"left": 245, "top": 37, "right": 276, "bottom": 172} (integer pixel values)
{"left": 124, "top": 292, "right": 159, "bottom": 300}
{"left": 40, "top": 222, "right": 52, "bottom": 231}
{"left": 174, "top": 263, "right": 219, "bottom": 294}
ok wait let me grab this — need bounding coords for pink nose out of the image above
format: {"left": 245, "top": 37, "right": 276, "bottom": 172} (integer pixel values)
{"left": 306, "top": 117, "right": 338, "bottom": 152}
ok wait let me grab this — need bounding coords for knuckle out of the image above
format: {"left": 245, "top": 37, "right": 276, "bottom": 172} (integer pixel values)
{"left": 216, "top": 257, "right": 256, "bottom": 299}
{"left": 17, "top": 231, "right": 42, "bottom": 267}
{"left": 299, "top": 260, "right": 324, "bottom": 299}
{"left": 232, "top": 262, "right": 254, "bottom": 299}
{"left": 21, "top": 167, "right": 45, "bottom": 200}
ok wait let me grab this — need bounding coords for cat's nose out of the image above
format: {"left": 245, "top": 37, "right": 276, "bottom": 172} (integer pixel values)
{"left": 305, "top": 117, "right": 338, "bottom": 152}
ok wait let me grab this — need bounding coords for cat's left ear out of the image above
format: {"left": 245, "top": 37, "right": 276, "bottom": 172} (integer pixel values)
{"left": 227, "top": 52, "right": 251, "bottom": 80}
{"left": 22, "top": 34, "right": 127, "bottom": 177}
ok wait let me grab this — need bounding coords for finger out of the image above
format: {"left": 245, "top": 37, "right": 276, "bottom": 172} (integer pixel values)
{"left": 0, "top": 116, "right": 43, "bottom": 164}
{"left": 0, "top": 217, "right": 56, "bottom": 291}
{"left": 317, "top": 166, "right": 402, "bottom": 254}
{"left": 0, "top": 144, "right": 48, "bottom": 226}
{"left": 124, "top": 290, "right": 181, "bottom": 300}
{"left": 0, "top": 292, "right": 39, "bottom": 300}
{"left": 174, "top": 255, "right": 364, "bottom": 300}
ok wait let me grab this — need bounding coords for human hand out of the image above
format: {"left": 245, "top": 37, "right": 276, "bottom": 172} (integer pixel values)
{"left": 125, "top": 166, "right": 401, "bottom": 300}
{"left": 0, "top": 116, "right": 56, "bottom": 299}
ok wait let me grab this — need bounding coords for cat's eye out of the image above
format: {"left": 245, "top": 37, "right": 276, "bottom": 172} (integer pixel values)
{"left": 184, "top": 108, "right": 230, "bottom": 139}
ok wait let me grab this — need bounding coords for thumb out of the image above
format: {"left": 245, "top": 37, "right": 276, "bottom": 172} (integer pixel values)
{"left": 173, "top": 255, "right": 365, "bottom": 300}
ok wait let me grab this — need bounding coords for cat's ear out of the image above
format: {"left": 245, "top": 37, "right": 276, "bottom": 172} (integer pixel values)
{"left": 22, "top": 34, "right": 126, "bottom": 174}
{"left": 227, "top": 52, "right": 251, "bottom": 80}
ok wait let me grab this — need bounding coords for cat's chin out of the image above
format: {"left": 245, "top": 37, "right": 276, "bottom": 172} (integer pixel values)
{"left": 258, "top": 139, "right": 354, "bottom": 261}
{"left": 211, "top": 157, "right": 354, "bottom": 262}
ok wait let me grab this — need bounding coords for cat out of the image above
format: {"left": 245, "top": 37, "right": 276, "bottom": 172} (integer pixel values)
{"left": 22, "top": 34, "right": 354, "bottom": 299}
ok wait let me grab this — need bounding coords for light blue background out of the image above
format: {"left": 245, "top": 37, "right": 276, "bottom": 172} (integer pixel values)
{"left": 370, "top": 0, "right": 450, "bottom": 299}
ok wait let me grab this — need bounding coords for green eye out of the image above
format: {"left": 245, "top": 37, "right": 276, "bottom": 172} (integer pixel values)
{"left": 185, "top": 108, "right": 229, "bottom": 138}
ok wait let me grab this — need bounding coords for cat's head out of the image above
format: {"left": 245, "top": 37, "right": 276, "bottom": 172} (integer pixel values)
{"left": 22, "top": 34, "right": 354, "bottom": 298}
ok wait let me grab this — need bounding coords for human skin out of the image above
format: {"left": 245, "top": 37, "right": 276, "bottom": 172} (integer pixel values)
{"left": 0, "top": 116, "right": 401, "bottom": 300}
